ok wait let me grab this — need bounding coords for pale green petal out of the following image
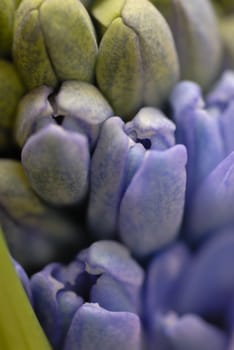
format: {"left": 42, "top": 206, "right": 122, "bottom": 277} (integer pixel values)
{"left": 96, "top": 17, "right": 143, "bottom": 119}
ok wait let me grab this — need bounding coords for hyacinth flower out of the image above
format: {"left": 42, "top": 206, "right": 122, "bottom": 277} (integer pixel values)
{"left": 14, "top": 81, "right": 113, "bottom": 206}
{"left": 143, "top": 235, "right": 234, "bottom": 350}
{"left": 13, "top": 0, "right": 98, "bottom": 90}
{"left": 150, "top": 0, "right": 222, "bottom": 90}
{"left": 0, "top": 159, "right": 85, "bottom": 268}
{"left": 170, "top": 70, "right": 234, "bottom": 240}
{"left": 0, "top": 59, "right": 24, "bottom": 152}
{"left": 88, "top": 107, "right": 187, "bottom": 257}
{"left": 30, "top": 240, "right": 144, "bottom": 349}
{"left": 0, "top": 227, "right": 52, "bottom": 349}
{"left": 92, "top": 0, "right": 179, "bottom": 120}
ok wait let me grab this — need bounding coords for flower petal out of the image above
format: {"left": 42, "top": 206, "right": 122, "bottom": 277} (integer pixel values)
{"left": 119, "top": 145, "right": 187, "bottom": 257}
{"left": 64, "top": 303, "right": 142, "bottom": 350}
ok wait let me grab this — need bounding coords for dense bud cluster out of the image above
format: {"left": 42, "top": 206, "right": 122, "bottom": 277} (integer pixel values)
{"left": 0, "top": 1, "right": 234, "bottom": 349}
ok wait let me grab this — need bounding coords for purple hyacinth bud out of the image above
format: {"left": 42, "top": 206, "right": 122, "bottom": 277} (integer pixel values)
{"left": 30, "top": 241, "right": 144, "bottom": 349}
{"left": 88, "top": 107, "right": 187, "bottom": 257}
{"left": 149, "top": 312, "right": 227, "bottom": 350}
{"left": 64, "top": 303, "right": 142, "bottom": 350}
{"left": 14, "top": 81, "right": 113, "bottom": 206}
{"left": 170, "top": 71, "right": 234, "bottom": 239}
{"left": 144, "top": 243, "right": 190, "bottom": 327}
{"left": 174, "top": 231, "right": 234, "bottom": 318}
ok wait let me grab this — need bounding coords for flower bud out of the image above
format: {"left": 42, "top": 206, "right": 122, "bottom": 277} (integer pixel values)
{"left": 88, "top": 107, "right": 187, "bottom": 257}
{"left": 170, "top": 72, "right": 234, "bottom": 239}
{"left": 15, "top": 81, "right": 113, "bottom": 206}
{"left": 13, "top": 0, "right": 98, "bottom": 89}
{"left": 0, "top": 160, "right": 84, "bottom": 268}
{"left": 0, "top": 0, "right": 16, "bottom": 57}
{"left": 175, "top": 231, "right": 234, "bottom": 318}
{"left": 31, "top": 241, "right": 144, "bottom": 349}
{"left": 92, "top": 0, "right": 179, "bottom": 120}
{"left": 151, "top": 312, "right": 227, "bottom": 350}
{"left": 151, "top": 0, "right": 222, "bottom": 89}
{"left": 0, "top": 59, "right": 24, "bottom": 150}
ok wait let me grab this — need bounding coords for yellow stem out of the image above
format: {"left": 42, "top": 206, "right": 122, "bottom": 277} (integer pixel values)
{"left": 0, "top": 228, "right": 52, "bottom": 350}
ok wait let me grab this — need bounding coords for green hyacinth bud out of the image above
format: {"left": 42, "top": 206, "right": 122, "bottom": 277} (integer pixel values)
{"left": 219, "top": 16, "right": 234, "bottom": 69}
{"left": 13, "top": 0, "right": 98, "bottom": 90}
{"left": 0, "top": 160, "right": 84, "bottom": 268}
{"left": 0, "top": 59, "right": 25, "bottom": 150}
{"left": 151, "top": 0, "right": 222, "bottom": 90}
{"left": 212, "top": 0, "right": 234, "bottom": 14}
{"left": 92, "top": 0, "right": 179, "bottom": 120}
{"left": 0, "top": 0, "right": 16, "bottom": 57}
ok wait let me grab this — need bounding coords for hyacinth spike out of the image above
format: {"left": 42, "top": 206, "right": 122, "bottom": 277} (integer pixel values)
{"left": 64, "top": 303, "right": 142, "bottom": 350}
{"left": 119, "top": 145, "right": 187, "bottom": 257}
{"left": 188, "top": 152, "right": 234, "bottom": 237}
{"left": 13, "top": 0, "right": 98, "bottom": 89}
{"left": 22, "top": 124, "right": 90, "bottom": 206}
{"left": 151, "top": 313, "right": 227, "bottom": 350}
{"left": 0, "top": 229, "right": 52, "bottom": 350}
{"left": 175, "top": 231, "right": 234, "bottom": 317}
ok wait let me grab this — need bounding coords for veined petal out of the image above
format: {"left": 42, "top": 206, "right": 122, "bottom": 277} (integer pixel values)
{"left": 22, "top": 124, "right": 90, "bottom": 206}
{"left": 64, "top": 303, "right": 142, "bottom": 350}
{"left": 87, "top": 117, "right": 130, "bottom": 239}
{"left": 150, "top": 312, "right": 227, "bottom": 350}
{"left": 188, "top": 152, "right": 234, "bottom": 237}
{"left": 119, "top": 145, "right": 187, "bottom": 257}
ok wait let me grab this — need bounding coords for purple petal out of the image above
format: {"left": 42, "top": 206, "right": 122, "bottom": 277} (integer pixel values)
{"left": 188, "top": 152, "right": 234, "bottom": 237}
{"left": 150, "top": 312, "right": 227, "bottom": 350}
{"left": 170, "top": 81, "right": 224, "bottom": 199}
{"left": 206, "top": 70, "right": 234, "bottom": 111}
{"left": 175, "top": 231, "right": 234, "bottom": 317}
{"left": 144, "top": 243, "right": 190, "bottom": 323}
{"left": 219, "top": 101, "right": 234, "bottom": 156}
{"left": 119, "top": 145, "right": 187, "bottom": 257}
{"left": 124, "top": 107, "right": 175, "bottom": 150}
{"left": 77, "top": 241, "right": 144, "bottom": 300}
{"left": 90, "top": 274, "right": 138, "bottom": 313}
{"left": 22, "top": 124, "right": 90, "bottom": 206}
{"left": 31, "top": 263, "right": 83, "bottom": 349}
{"left": 87, "top": 117, "right": 130, "bottom": 239}
{"left": 64, "top": 303, "right": 142, "bottom": 350}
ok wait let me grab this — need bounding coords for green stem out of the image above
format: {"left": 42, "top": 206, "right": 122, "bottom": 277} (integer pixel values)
{"left": 0, "top": 228, "right": 52, "bottom": 350}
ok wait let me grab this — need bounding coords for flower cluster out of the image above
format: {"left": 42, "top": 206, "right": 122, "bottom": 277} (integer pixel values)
{"left": 0, "top": 0, "right": 234, "bottom": 350}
